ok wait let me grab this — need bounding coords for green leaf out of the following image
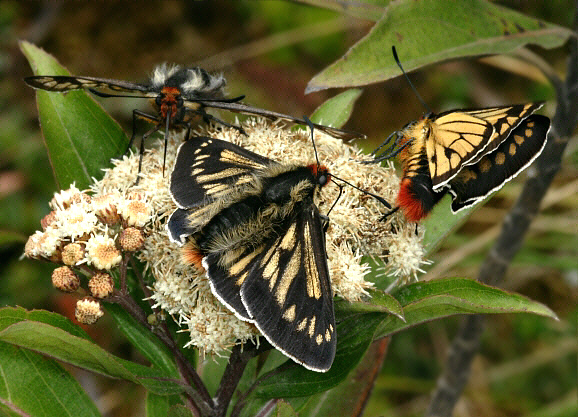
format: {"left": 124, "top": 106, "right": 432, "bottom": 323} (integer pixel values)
{"left": 147, "top": 393, "right": 184, "bottom": 417}
{"left": 106, "top": 304, "right": 179, "bottom": 376}
{"left": 375, "top": 277, "right": 558, "bottom": 338}
{"left": 296, "top": 338, "right": 388, "bottom": 416}
{"left": 336, "top": 288, "right": 404, "bottom": 320}
{"left": 167, "top": 405, "right": 196, "bottom": 417}
{"left": 296, "top": 0, "right": 391, "bottom": 21}
{"left": 19, "top": 41, "right": 128, "bottom": 190}
{"left": 0, "top": 342, "right": 101, "bottom": 417}
{"left": 273, "top": 400, "right": 299, "bottom": 417}
{"left": 0, "top": 306, "right": 91, "bottom": 341}
{"left": 421, "top": 194, "right": 473, "bottom": 256}
{"left": 307, "top": 0, "right": 573, "bottom": 91}
{"left": 0, "top": 314, "right": 185, "bottom": 395}
{"left": 245, "top": 278, "right": 555, "bottom": 399}
{"left": 310, "top": 89, "right": 364, "bottom": 128}
{"left": 250, "top": 309, "right": 386, "bottom": 398}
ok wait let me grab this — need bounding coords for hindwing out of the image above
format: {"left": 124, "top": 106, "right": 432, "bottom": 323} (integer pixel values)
{"left": 448, "top": 114, "right": 550, "bottom": 212}
{"left": 239, "top": 205, "right": 335, "bottom": 372}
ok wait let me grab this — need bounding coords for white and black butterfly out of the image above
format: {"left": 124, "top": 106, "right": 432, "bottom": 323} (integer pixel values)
{"left": 166, "top": 136, "right": 336, "bottom": 372}
{"left": 25, "top": 65, "right": 364, "bottom": 175}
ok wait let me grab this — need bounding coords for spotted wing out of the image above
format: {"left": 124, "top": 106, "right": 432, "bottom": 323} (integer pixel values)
{"left": 235, "top": 205, "right": 336, "bottom": 372}
{"left": 448, "top": 114, "right": 550, "bottom": 212}
{"left": 170, "top": 137, "right": 277, "bottom": 209}
{"left": 463, "top": 102, "right": 543, "bottom": 164}
{"left": 426, "top": 111, "right": 495, "bottom": 190}
{"left": 24, "top": 75, "right": 151, "bottom": 94}
{"left": 183, "top": 99, "right": 365, "bottom": 141}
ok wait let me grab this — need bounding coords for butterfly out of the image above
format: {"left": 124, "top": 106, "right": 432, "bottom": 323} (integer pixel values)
{"left": 166, "top": 136, "right": 336, "bottom": 372}
{"left": 372, "top": 103, "right": 550, "bottom": 221}
{"left": 25, "top": 64, "right": 364, "bottom": 175}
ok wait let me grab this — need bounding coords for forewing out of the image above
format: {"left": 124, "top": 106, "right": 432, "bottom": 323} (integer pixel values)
{"left": 465, "top": 102, "right": 543, "bottom": 163}
{"left": 240, "top": 206, "right": 336, "bottom": 372}
{"left": 170, "top": 137, "right": 276, "bottom": 208}
{"left": 24, "top": 75, "right": 151, "bottom": 94}
{"left": 184, "top": 100, "right": 365, "bottom": 141}
{"left": 448, "top": 114, "right": 550, "bottom": 212}
{"left": 427, "top": 112, "right": 494, "bottom": 189}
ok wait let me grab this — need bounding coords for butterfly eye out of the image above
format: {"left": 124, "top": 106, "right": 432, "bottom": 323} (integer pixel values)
{"left": 176, "top": 96, "right": 184, "bottom": 107}
{"left": 318, "top": 173, "right": 328, "bottom": 186}
{"left": 155, "top": 95, "right": 163, "bottom": 107}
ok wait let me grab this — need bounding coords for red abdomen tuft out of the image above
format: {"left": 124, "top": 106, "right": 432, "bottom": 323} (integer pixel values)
{"left": 181, "top": 241, "right": 205, "bottom": 271}
{"left": 397, "top": 178, "right": 428, "bottom": 222}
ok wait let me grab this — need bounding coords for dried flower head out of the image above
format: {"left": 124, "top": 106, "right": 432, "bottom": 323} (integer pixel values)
{"left": 93, "top": 193, "right": 121, "bottom": 225}
{"left": 119, "top": 227, "right": 145, "bottom": 252}
{"left": 88, "top": 272, "right": 115, "bottom": 299}
{"left": 61, "top": 242, "right": 85, "bottom": 266}
{"left": 52, "top": 266, "right": 80, "bottom": 292}
{"left": 41, "top": 211, "right": 57, "bottom": 230}
{"left": 75, "top": 297, "right": 104, "bottom": 325}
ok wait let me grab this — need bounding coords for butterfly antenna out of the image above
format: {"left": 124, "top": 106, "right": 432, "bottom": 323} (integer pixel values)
{"left": 303, "top": 116, "right": 321, "bottom": 168}
{"left": 326, "top": 183, "right": 343, "bottom": 217}
{"left": 162, "top": 113, "right": 171, "bottom": 176}
{"left": 331, "top": 174, "right": 392, "bottom": 210}
{"left": 392, "top": 46, "right": 432, "bottom": 114}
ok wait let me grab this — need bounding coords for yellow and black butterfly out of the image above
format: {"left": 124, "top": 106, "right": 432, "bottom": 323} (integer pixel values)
{"left": 166, "top": 136, "right": 336, "bottom": 372}
{"left": 373, "top": 103, "right": 550, "bottom": 221}
{"left": 25, "top": 65, "right": 364, "bottom": 174}
{"left": 370, "top": 47, "right": 550, "bottom": 221}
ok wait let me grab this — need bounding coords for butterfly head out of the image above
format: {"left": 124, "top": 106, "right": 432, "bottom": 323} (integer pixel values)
{"left": 155, "top": 87, "right": 185, "bottom": 122}
{"left": 307, "top": 164, "right": 331, "bottom": 189}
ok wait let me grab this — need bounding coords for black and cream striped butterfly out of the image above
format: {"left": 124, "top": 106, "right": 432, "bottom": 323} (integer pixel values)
{"left": 372, "top": 102, "right": 550, "bottom": 222}
{"left": 25, "top": 65, "right": 363, "bottom": 175}
{"left": 166, "top": 136, "right": 336, "bottom": 372}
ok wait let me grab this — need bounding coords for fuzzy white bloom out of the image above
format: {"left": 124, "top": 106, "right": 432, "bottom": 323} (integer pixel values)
{"left": 53, "top": 203, "right": 99, "bottom": 240}
{"left": 49, "top": 183, "right": 84, "bottom": 211}
{"left": 85, "top": 234, "right": 122, "bottom": 270}
{"left": 27, "top": 119, "right": 427, "bottom": 356}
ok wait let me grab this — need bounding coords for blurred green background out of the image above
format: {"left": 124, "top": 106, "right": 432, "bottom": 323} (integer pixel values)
{"left": 0, "top": 1, "right": 576, "bottom": 416}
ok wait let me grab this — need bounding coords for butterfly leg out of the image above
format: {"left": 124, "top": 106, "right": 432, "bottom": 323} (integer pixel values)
{"left": 124, "top": 109, "right": 160, "bottom": 156}
{"left": 134, "top": 123, "right": 162, "bottom": 184}
{"left": 379, "top": 206, "right": 399, "bottom": 222}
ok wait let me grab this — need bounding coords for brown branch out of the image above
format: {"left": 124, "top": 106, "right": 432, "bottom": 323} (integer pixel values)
{"left": 424, "top": 6, "right": 578, "bottom": 417}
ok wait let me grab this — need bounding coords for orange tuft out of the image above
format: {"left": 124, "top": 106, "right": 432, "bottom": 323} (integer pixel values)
{"left": 181, "top": 241, "right": 205, "bottom": 271}
{"left": 397, "top": 178, "right": 427, "bottom": 222}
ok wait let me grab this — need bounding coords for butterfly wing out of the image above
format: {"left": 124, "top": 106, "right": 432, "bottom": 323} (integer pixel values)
{"left": 464, "top": 102, "right": 543, "bottom": 164}
{"left": 448, "top": 114, "right": 550, "bottom": 212}
{"left": 426, "top": 112, "right": 495, "bottom": 190}
{"left": 24, "top": 75, "right": 151, "bottom": 94}
{"left": 170, "top": 137, "right": 277, "bottom": 209}
{"left": 183, "top": 99, "right": 364, "bottom": 141}
{"left": 239, "top": 205, "right": 336, "bottom": 372}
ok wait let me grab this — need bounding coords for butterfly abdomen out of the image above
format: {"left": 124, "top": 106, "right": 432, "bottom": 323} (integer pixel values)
{"left": 397, "top": 161, "right": 444, "bottom": 222}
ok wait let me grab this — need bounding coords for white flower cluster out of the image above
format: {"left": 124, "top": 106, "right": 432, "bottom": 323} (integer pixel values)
{"left": 25, "top": 119, "right": 429, "bottom": 355}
